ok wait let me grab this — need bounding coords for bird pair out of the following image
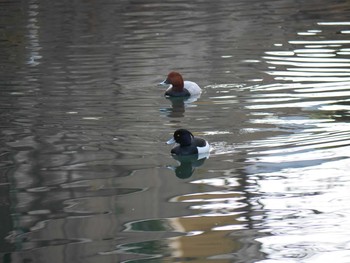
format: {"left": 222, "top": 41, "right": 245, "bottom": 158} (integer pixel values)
{"left": 161, "top": 72, "right": 210, "bottom": 156}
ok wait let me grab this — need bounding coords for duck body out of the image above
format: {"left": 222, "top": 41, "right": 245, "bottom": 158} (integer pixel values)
{"left": 160, "top": 72, "right": 202, "bottom": 97}
{"left": 167, "top": 129, "right": 210, "bottom": 156}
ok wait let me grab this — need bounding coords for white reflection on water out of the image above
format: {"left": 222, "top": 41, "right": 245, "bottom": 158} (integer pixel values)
{"left": 254, "top": 156, "right": 350, "bottom": 262}
{"left": 241, "top": 21, "right": 350, "bottom": 262}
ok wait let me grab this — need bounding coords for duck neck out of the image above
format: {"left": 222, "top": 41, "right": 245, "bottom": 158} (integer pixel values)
{"left": 171, "top": 77, "right": 184, "bottom": 92}
{"left": 180, "top": 136, "right": 193, "bottom": 147}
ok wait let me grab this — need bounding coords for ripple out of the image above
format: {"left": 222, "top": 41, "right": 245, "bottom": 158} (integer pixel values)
{"left": 3, "top": 0, "right": 350, "bottom": 261}
{"left": 240, "top": 21, "right": 350, "bottom": 263}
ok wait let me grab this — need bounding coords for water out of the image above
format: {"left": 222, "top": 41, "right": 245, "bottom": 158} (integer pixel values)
{"left": 1, "top": 0, "right": 350, "bottom": 262}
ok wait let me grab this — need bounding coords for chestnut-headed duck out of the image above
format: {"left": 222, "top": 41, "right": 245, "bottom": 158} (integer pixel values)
{"left": 160, "top": 71, "right": 202, "bottom": 97}
{"left": 166, "top": 129, "right": 210, "bottom": 155}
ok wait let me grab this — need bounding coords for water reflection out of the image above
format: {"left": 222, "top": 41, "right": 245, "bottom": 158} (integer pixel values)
{"left": 120, "top": 189, "right": 248, "bottom": 262}
{"left": 167, "top": 153, "right": 209, "bottom": 179}
{"left": 241, "top": 21, "right": 350, "bottom": 263}
{"left": 2, "top": 0, "right": 350, "bottom": 262}
{"left": 160, "top": 95, "right": 200, "bottom": 118}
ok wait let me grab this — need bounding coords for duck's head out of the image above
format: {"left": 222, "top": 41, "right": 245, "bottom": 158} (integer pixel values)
{"left": 160, "top": 71, "right": 184, "bottom": 91}
{"left": 167, "top": 129, "right": 194, "bottom": 146}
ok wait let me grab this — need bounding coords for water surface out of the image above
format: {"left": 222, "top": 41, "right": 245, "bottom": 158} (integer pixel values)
{"left": 1, "top": 0, "right": 350, "bottom": 262}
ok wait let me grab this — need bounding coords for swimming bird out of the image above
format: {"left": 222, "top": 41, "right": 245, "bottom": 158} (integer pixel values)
{"left": 166, "top": 129, "right": 210, "bottom": 155}
{"left": 160, "top": 71, "right": 202, "bottom": 97}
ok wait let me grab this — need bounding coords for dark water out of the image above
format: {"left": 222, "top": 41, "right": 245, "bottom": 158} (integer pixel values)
{"left": 1, "top": 0, "right": 350, "bottom": 262}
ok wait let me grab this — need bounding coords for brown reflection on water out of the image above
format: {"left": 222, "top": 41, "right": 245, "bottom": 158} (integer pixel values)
{"left": 166, "top": 192, "right": 244, "bottom": 261}
{"left": 168, "top": 217, "right": 240, "bottom": 262}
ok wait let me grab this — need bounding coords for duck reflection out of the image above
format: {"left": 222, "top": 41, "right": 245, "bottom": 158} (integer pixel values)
{"left": 167, "top": 152, "right": 209, "bottom": 179}
{"left": 162, "top": 95, "right": 201, "bottom": 118}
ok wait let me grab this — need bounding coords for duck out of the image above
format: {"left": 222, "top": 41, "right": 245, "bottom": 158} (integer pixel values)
{"left": 160, "top": 71, "right": 202, "bottom": 97}
{"left": 166, "top": 129, "right": 210, "bottom": 155}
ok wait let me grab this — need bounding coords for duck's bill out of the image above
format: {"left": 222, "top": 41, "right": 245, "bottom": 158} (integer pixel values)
{"left": 166, "top": 137, "right": 176, "bottom": 145}
{"left": 159, "top": 79, "right": 170, "bottom": 86}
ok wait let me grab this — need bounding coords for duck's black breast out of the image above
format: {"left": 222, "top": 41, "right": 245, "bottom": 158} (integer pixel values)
{"left": 165, "top": 88, "right": 191, "bottom": 97}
